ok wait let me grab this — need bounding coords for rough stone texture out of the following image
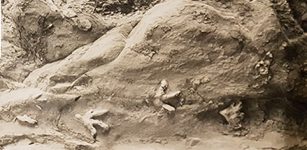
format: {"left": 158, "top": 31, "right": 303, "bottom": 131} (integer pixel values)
{"left": 1, "top": 0, "right": 307, "bottom": 149}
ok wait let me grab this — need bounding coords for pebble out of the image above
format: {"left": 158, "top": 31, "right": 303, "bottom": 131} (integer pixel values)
{"left": 16, "top": 115, "right": 37, "bottom": 126}
{"left": 75, "top": 18, "right": 92, "bottom": 31}
{"left": 186, "top": 137, "right": 201, "bottom": 147}
{"left": 162, "top": 104, "right": 175, "bottom": 112}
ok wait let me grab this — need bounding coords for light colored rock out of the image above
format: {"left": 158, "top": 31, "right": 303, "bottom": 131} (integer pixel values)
{"left": 16, "top": 114, "right": 38, "bottom": 126}
{"left": 4, "top": 139, "right": 65, "bottom": 150}
{"left": 153, "top": 79, "right": 181, "bottom": 110}
{"left": 155, "top": 79, "right": 168, "bottom": 98}
{"left": 161, "top": 91, "right": 181, "bottom": 102}
{"left": 0, "top": 88, "right": 43, "bottom": 107}
{"left": 162, "top": 104, "right": 175, "bottom": 112}
{"left": 255, "top": 60, "right": 270, "bottom": 75}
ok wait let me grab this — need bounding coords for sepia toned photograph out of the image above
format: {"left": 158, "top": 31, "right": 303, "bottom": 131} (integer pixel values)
{"left": 0, "top": 0, "right": 307, "bottom": 149}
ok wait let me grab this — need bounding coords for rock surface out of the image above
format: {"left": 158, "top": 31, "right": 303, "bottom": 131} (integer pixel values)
{"left": 1, "top": 0, "right": 307, "bottom": 149}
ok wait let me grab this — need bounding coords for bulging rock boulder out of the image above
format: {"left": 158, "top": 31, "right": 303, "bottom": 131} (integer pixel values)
{"left": 25, "top": 0, "right": 288, "bottom": 101}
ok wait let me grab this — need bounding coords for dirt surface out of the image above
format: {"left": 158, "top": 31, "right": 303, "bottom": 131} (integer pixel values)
{"left": 1, "top": 0, "right": 307, "bottom": 149}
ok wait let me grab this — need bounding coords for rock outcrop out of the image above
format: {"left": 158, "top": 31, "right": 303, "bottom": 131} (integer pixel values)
{"left": 1, "top": 0, "right": 307, "bottom": 149}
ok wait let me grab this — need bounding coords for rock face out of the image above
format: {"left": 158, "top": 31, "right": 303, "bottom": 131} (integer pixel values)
{"left": 1, "top": 0, "right": 307, "bottom": 149}
{"left": 12, "top": 0, "right": 112, "bottom": 63}
{"left": 25, "top": 0, "right": 288, "bottom": 98}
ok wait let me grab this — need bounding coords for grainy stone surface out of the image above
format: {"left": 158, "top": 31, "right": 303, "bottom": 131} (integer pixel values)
{"left": 1, "top": 0, "right": 307, "bottom": 149}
